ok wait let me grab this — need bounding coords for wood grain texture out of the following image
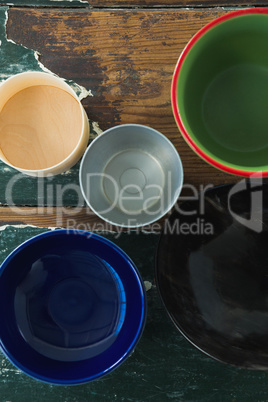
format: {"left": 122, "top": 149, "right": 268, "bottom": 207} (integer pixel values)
{"left": 0, "top": 205, "right": 167, "bottom": 230}
{"left": 0, "top": 205, "right": 101, "bottom": 229}
{"left": 1, "top": 0, "right": 267, "bottom": 8}
{"left": 6, "top": 7, "right": 244, "bottom": 190}
{"left": 0, "top": 0, "right": 86, "bottom": 6}
{"left": 87, "top": 0, "right": 265, "bottom": 7}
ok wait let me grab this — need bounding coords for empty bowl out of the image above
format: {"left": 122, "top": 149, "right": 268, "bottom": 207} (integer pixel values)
{"left": 156, "top": 183, "right": 268, "bottom": 369}
{"left": 0, "top": 72, "right": 89, "bottom": 176}
{"left": 172, "top": 8, "right": 268, "bottom": 176}
{"left": 0, "top": 229, "right": 146, "bottom": 384}
{"left": 79, "top": 124, "right": 183, "bottom": 227}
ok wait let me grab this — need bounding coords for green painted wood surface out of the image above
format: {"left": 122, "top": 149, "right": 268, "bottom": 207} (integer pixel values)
{"left": 0, "top": 161, "right": 83, "bottom": 206}
{"left": 0, "top": 226, "right": 268, "bottom": 401}
{"left": 0, "top": 2, "right": 268, "bottom": 400}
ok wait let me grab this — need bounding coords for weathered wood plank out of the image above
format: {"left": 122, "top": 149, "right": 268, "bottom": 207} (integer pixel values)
{"left": 88, "top": 0, "right": 265, "bottom": 7}
{"left": 1, "top": 0, "right": 267, "bottom": 8}
{"left": 0, "top": 205, "right": 166, "bottom": 230}
{"left": 6, "top": 7, "right": 243, "bottom": 198}
{"left": 0, "top": 0, "right": 87, "bottom": 6}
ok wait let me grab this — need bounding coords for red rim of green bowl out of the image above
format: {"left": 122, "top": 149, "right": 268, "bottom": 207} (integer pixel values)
{"left": 171, "top": 8, "right": 268, "bottom": 178}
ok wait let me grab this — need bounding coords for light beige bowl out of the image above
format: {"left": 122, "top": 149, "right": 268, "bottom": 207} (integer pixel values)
{"left": 0, "top": 72, "right": 89, "bottom": 176}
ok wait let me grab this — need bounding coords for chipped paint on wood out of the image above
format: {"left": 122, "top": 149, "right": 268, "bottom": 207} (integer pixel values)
{"left": 50, "top": 0, "right": 88, "bottom": 3}
{"left": 144, "top": 280, "right": 154, "bottom": 291}
{"left": 89, "top": 120, "right": 103, "bottom": 139}
{"left": 0, "top": 0, "right": 88, "bottom": 6}
{"left": 92, "top": 121, "right": 103, "bottom": 135}
{"left": 0, "top": 6, "right": 106, "bottom": 206}
{"left": 33, "top": 50, "right": 92, "bottom": 101}
{"left": 0, "top": 223, "right": 59, "bottom": 231}
{"left": 0, "top": 7, "right": 94, "bottom": 104}
{"left": 2, "top": 7, "right": 242, "bottom": 207}
{"left": 0, "top": 6, "right": 86, "bottom": 204}
{"left": 6, "top": 8, "right": 228, "bottom": 133}
{"left": 3, "top": 8, "right": 93, "bottom": 101}
{"left": 0, "top": 204, "right": 166, "bottom": 232}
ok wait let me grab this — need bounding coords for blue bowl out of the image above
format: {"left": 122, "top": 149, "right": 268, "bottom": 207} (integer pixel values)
{"left": 0, "top": 230, "right": 146, "bottom": 384}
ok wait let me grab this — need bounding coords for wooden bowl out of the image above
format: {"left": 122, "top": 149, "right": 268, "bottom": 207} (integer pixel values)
{"left": 0, "top": 72, "right": 89, "bottom": 176}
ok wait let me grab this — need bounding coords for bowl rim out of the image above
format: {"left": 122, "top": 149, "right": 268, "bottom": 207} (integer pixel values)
{"left": 171, "top": 8, "right": 268, "bottom": 177}
{"left": 79, "top": 123, "right": 184, "bottom": 228}
{"left": 0, "top": 229, "right": 147, "bottom": 385}
{"left": 155, "top": 182, "right": 268, "bottom": 370}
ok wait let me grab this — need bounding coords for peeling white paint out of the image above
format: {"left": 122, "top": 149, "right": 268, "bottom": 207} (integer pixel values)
{"left": 89, "top": 120, "right": 103, "bottom": 139}
{"left": 5, "top": 10, "right": 19, "bottom": 46}
{"left": 92, "top": 121, "right": 103, "bottom": 136}
{"left": 4, "top": 10, "right": 92, "bottom": 102}
{"left": 0, "top": 74, "right": 11, "bottom": 81}
{"left": 144, "top": 281, "right": 154, "bottom": 291}
{"left": 78, "top": 86, "right": 93, "bottom": 100}
{"left": 33, "top": 51, "right": 91, "bottom": 101}
{"left": 52, "top": 0, "right": 88, "bottom": 3}
{"left": 69, "top": 83, "right": 93, "bottom": 101}
{"left": 5, "top": 37, "right": 16, "bottom": 45}
{"left": 33, "top": 51, "right": 55, "bottom": 75}
{"left": 61, "top": 169, "right": 72, "bottom": 175}
{"left": 0, "top": 224, "right": 59, "bottom": 231}
{"left": 0, "top": 225, "right": 120, "bottom": 233}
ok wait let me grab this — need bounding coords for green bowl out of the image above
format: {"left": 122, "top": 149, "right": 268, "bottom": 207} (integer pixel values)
{"left": 172, "top": 8, "right": 268, "bottom": 177}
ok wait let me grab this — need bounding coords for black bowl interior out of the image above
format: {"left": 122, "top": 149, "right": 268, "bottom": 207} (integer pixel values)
{"left": 156, "top": 182, "right": 268, "bottom": 369}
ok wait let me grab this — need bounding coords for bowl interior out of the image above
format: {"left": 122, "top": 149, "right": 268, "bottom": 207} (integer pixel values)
{"left": 0, "top": 73, "right": 85, "bottom": 172}
{"left": 156, "top": 183, "right": 268, "bottom": 369}
{"left": 14, "top": 246, "right": 126, "bottom": 362}
{"left": 0, "top": 231, "right": 146, "bottom": 384}
{"left": 80, "top": 125, "right": 183, "bottom": 227}
{"left": 177, "top": 13, "right": 268, "bottom": 171}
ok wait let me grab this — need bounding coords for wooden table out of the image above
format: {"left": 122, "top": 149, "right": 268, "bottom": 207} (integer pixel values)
{"left": 0, "top": 1, "right": 268, "bottom": 400}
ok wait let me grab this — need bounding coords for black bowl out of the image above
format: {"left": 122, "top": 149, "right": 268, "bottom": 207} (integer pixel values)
{"left": 156, "top": 182, "right": 268, "bottom": 369}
